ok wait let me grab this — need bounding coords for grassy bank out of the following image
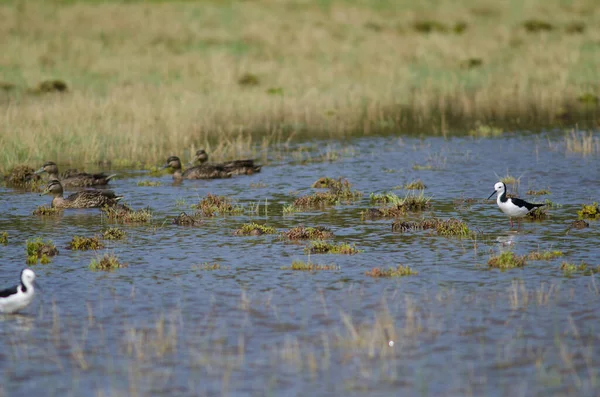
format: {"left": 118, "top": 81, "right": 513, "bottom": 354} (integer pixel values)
{"left": 1, "top": 0, "right": 599, "bottom": 171}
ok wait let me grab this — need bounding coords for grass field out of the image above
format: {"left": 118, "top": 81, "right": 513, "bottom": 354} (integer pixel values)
{"left": 1, "top": 0, "right": 599, "bottom": 171}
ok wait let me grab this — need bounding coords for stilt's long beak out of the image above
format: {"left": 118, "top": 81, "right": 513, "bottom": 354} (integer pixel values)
{"left": 487, "top": 191, "right": 497, "bottom": 200}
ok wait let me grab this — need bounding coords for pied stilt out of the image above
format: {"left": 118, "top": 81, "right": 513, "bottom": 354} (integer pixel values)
{"left": 488, "top": 182, "right": 545, "bottom": 228}
{"left": 0, "top": 268, "right": 36, "bottom": 314}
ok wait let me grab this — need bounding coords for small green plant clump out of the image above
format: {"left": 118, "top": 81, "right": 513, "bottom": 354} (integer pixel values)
{"left": 577, "top": 202, "right": 599, "bottom": 219}
{"left": 568, "top": 220, "right": 589, "bottom": 230}
{"left": 526, "top": 189, "right": 551, "bottom": 196}
{"left": 281, "top": 226, "right": 334, "bottom": 240}
{"left": 281, "top": 260, "right": 339, "bottom": 271}
{"left": 292, "top": 191, "right": 339, "bottom": 208}
{"left": 32, "top": 205, "right": 62, "bottom": 216}
{"left": 89, "top": 253, "right": 127, "bottom": 271}
{"left": 234, "top": 222, "right": 277, "bottom": 236}
{"left": 102, "top": 227, "right": 126, "bottom": 240}
{"left": 4, "top": 165, "right": 42, "bottom": 189}
{"left": 172, "top": 212, "right": 203, "bottom": 226}
{"left": 468, "top": 122, "right": 503, "bottom": 137}
{"left": 365, "top": 264, "right": 417, "bottom": 278}
{"left": 560, "top": 261, "right": 598, "bottom": 276}
{"left": 0, "top": 231, "right": 7, "bottom": 245}
{"left": 392, "top": 217, "right": 474, "bottom": 237}
{"left": 137, "top": 180, "right": 161, "bottom": 187}
{"left": 526, "top": 250, "right": 563, "bottom": 261}
{"left": 192, "top": 193, "right": 243, "bottom": 216}
{"left": 526, "top": 205, "right": 548, "bottom": 220}
{"left": 26, "top": 238, "right": 58, "bottom": 265}
{"left": 304, "top": 241, "right": 362, "bottom": 255}
{"left": 67, "top": 236, "right": 104, "bottom": 251}
{"left": 293, "top": 177, "right": 361, "bottom": 210}
{"left": 488, "top": 251, "right": 526, "bottom": 270}
{"left": 364, "top": 192, "right": 431, "bottom": 219}
{"left": 102, "top": 205, "right": 152, "bottom": 223}
{"left": 193, "top": 262, "right": 223, "bottom": 271}
{"left": 404, "top": 179, "right": 426, "bottom": 190}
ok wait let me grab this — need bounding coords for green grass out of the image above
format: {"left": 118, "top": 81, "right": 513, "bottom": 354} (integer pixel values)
{"left": 392, "top": 217, "right": 475, "bottom": 237}
{"left": 102, "top": 227, "right": 126, "bottom": 240}
{"left": 526, "top": 250, "right": 563, "bottom": 261}
{"left": 234, "top": 222, "right": 277, "bottom": 236}
{"left": 488, "top": 251, "right": 526, "bottom": 270}
{"left": 136, "top": 180, "right": 161, "bottom": 187}
{"left": 577, "top": 202, "right": 599, "bottom": 219}
{"left": 364, "top": 192, "right": 432, "bottom": 219}
{"left": 89, "top": 253, "right": 126, "bottom": 271}
{"left": 281, "top": 226, "right": 334, "bottom": 241}
{"left": 192, "top": 193, "right": 243, "bottom": 216}
{"left": 32, "top": 205, "right": 62, "bottom": 216}
{"left": 281, "top": 260, "right": 339, "bottom": 271}
{"left": 101, "top": 205, "right": 153, "bottom": 223}
{"left": 304, "top": 241, "right": 362, "bottom": 255}
{"left": 365, "top": 265, "right": 418, "bottom": 278}
{"left": 0, "top": 231, "right": 7, "bottom": 245}
{"left": 25, "top": 238, "right": 58, "bottom": 264}
{"left": 67, "top": 236, "right": 104, "bottom": 251}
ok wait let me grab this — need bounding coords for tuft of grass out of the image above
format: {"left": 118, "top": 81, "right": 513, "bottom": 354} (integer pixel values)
{"left": 293, "top": 191, "right": 340, "bottom": 209}
{"left": 304, "top": 241, "right": 362, "bottom": 255}
{"left": 392, "top": 217, "right": 474, "bottom": 237}
{"left": 311, "top": 177, "right": 341, "bottom": 189}
{"left": 89, "top": 253, "right": 127, "bottom": 271}
{"left": 565, "top": 130, "right": 599, "bottom": 155}
{"left": 460, "top": 58, "right": 483, "bottom": 70}
{"left": 0, "top": 231, "right": 7, "bottom": 245}
{"left": 67, "top": 236, "right": 104, "bottom": 251}
{"left": 522, "top": 19, "right": 553, "bottom": 33}
{"left": 468, "top": 122, "right": 503, "bottom": 137}
{"left": 234, "top": 222, "right": 277, "bottom": 236}
{"left": 577, "top": 202, "right": 599, "bottom": 219}
{"left": 413, "top": 20, "right": 448, "bottom": 33}
{"left": 26, "top": 238, "right": 58, "bottom": 264}
{"left": 364, "top": 192, "right": 432, "bottom": 219}
{"left": 577, "top": 93, "right": 598, "bottom": 105}
{"left": 102, "top": 205, "right": 152, "bottom": 223}
{"left": 281, "top": 260, "right": 339, "bottom": 271}
{"left": 365, "top": 264, "right": 417, "bottom": 278}
{"left": 282, "top": 204, "right": 299, "bottom": 214}
{"left": 294, "top": 178, "right": 361, "bottom": 209}
{"left": 568, "top": 220, "right": 589, "bottom": 230}
{"left": 102, "top": 227, "right": 126, "bottom": 240}
{"left": 281, "top": 226, "right": 334, "bottom": 241}
{"left": 192, "top": 193, "right": 243, "bottom": 217}
{"left": 527, "top": 205, "right": 549, "bottom": 220}
{"left": 237, "top": 73, "right": 260, "bottom": 86}
{"left": 404, "top": 179, "right": 426, "bottom": 190}
{"left": 32, "top": 205, "right": 62, "bottom": 216}
{"left": 137, "top": 180, "right": 161, "bottom": 187}
{"left": 526, "top": 188, "right": 551, "bottom": 195}
{"left": 488, "top": 251, "right": 526, "bottom": 270}
{"left": 172, "top": 212, "right": 203, "bottom": 226}
{"left": 526, "top": 250, "right": 563, "bottom": 261}
{"left": 560, "top": 261, "right": 598, "bottom": 276}
{"left": 4, "top": 165, "right": 43, "bottom": 191}
{"left": 412, "top": 164, "right": 434, "bottom": 171}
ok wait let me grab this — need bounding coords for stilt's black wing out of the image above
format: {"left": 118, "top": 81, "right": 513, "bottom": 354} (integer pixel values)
{"left": 0, "top": 285, "right": 18, "bottom": 298}
{"left": 511, "top": 197, "right": 545, "bottom": 211}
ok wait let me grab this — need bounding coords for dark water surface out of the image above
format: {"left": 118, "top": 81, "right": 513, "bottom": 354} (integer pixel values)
{"left": 1, "top": 131, "right": 599, "bottom": 397}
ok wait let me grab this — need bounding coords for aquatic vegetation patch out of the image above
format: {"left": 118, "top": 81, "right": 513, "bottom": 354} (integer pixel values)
{"left": 26, "top": 238, "right": 58, "bottom": 265}
{"left": 102, "top": 227, "right": 126, "bottom": 240}
{"left": 577, "top": 202, "right": 599, "bottom": 219}
{"left": 526, "top": 189, "right": 550, "bottom": 196}
{"left": 67, "top": 236, "right": 104, "bottom": 251}
{"left": 364, "top": 192, "right": 432, "bottom": 219}
{"left": 89, "top": 253, "right": 127, "bottom": 271}
{"left": 292, "top": 191, "right": 339, "bottom": 209}
{"left": 32, "top": 205, "right": 62, "bottom": 216}
{"left": 282, "top": 204, "right": 299, "bottom": 214}
{"left": 4, "top": 165, "right": 43, "bottom": 190}
{"left": 365, "top": 264, "right": 417, "bottom": 278}
{"left": 488, "top": 251, "right": 526, "bottom": 270}
{"left": 565, "top": 130, "right": 599, "bottom": 155}
{"left": 404, "top": 179, "right": 426, "bottom": 190}
{"left": 468, "top": 122, "right": 503, "bottom": 137}
{"left": 281, "top": 226, "right": 334, "bottom": 240}
{"left": 568, "top": 220, "right": 589, "bottom": 230}
{"left": 526, "top": 250, "right": 563, "bottom": 261}
{"left": 526, "top": 204, "right": 548, "bottom": 220}
{"left": 412, "top": 164, "right": 434, "bottom": 171}
{"left": 192, "top": 193, "right": 243, "bottom": 216}
{"left": 311, "top": 177, "right": 340, "bottom": 189}
{"left": 281, "top": 260, "right": 339, "bottom": 271}
{"left": 192, "top": 262, "right": 223, "bottom": 271}
{"left": 172, "top": 212, "right": 203, "bottom": 226}
{"left": 137, "top": 180, "right": 161, "bottom": 187}
{"left": 392, "top": 218, "right": 474, "bottom": 237}
{"left": 304, "top": 241, "right": 362, "bottom": 255}
{"left": 560, "top": 261, "right": 598, "bottom": 276}
{"left": 234, "top": 222, "right": 277, "bottom": 236}
{"left": 102, "top": 205, "right": 153, "bottom": 223}
{"left": 0, "top": 231, "right": 7, "bottom": 245}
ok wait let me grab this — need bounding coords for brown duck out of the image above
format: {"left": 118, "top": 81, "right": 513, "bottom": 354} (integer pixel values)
{"left": 35, "top": 161, "right": 116, "bottom": 187}
{"left": 163, "top": 156, "right": 231, "bottom": 180}
{"left": 40, "top": 180, "right": 123, "bottom": 209}
{"left": 191, "top": 150, "right": 261, "bottom": 175}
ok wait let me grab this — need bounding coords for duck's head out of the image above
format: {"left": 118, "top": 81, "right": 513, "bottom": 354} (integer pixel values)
{"left": 35, "top": 161, "right": 58, "bottom": 175}
{"left": 163, "top": 156, "right": 182, "bottom": 170}
{"left": 487, "top": 181, "right": 506, "bottom": 199}
{"left": 193, "top": 150, "right": 209, "bottom": 164}
{"left": 40, "top": 180, "right": 64, "bottom": 196}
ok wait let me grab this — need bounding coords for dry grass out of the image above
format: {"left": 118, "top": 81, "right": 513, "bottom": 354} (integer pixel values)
{"left": 1, "top": 0, "right": 600, "bottom": 171}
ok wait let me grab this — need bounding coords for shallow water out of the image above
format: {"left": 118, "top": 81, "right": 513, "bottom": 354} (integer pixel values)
{"left": 0, "top": 130, "right": 599, "bottom": 397}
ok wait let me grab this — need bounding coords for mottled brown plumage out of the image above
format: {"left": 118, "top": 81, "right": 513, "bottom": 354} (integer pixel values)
{"left": 192, "top": 150, "right": 262, "bottom": 175}
{"left": 35, "top": 161, "right": 116, "bottom": 187}
{"left": 163, "top": 156, "right": 231, "bottom": 180}
{"left": 40, "top": 180, "right": 123, "bottom": 209}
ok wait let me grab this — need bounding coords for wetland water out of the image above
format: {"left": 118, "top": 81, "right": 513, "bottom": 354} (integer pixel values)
{"left": 0, "top": 131, "right": 599, "bottom": 396}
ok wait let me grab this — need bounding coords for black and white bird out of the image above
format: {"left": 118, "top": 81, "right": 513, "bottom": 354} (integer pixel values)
{"left": 0, "top": 269, "right": 36, "bottom": 314}
{"left": 488, "top": 181, "right": 545, "bottom": 228}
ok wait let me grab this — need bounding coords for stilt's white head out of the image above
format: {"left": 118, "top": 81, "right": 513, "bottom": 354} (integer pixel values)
{"left": 488, "top": 182, "right": 506, "bottom": 199}
{"left": 21, "top": 268, "right": 36, "bottom": 287}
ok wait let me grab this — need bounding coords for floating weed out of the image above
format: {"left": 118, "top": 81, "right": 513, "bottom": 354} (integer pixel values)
{"left": 32, "top": 205, "right": 62, "bottom": 216}
{"left": 565, "top": 130, "right": 599, "bottom": 155}
{"left": 4, "top": 165, "right": 42, "bottom": 189}
{"left": 281, "top": 226, "right": 334, "bottom": 240}
{"left": 102, "top": 205, "right": 153, "bottom": 223}
{"left": 311, "top": 177, "right": 340, "bottom": 189}
{"left": 365, "top": 264, "right": 417, "bottom": 278}
{"left": 412, "top": 164, "right": 434, "bottom": 171}
{"left": 249, "top": 182, "right": 268, "bottom": 188}
{"left": 293, "top": 191, "right": 339, "bottom": 208}
{"left": 527, "top": 205, "right": 549, "bottom": 220}
{"left": 560, "top": 261, "right": 598, "bottom": 276}
{"left": 568, "top": 220, "right": 589, "bottom": 231}
{"left": 404, "top": 179, "right": 426, "bottom": 190}
{"left": 527, "top": 189, "right": 551, "bottom": 195}
{"left": 234, "top": 222, "right": 277, "bottom": 236}
{"left": 369, "top": 192, "right": 403, "bottom": 205}
{"left": 137, "top": 180, "right": 161, "bottom": 187}
{"left": 173, "top": 212, "right": 203, "bottom": 226}
{"left": 102, "top": 227, "right": 126, "bottom": 240}
{"left": 67, "top": 236, "right": 104, "bottom": 251}
{"left": 526, "top": 250, "right": 563, "bottom": 261}
{"left": 281, "top": 260, "right": 339, "bottom": 271}
{"left": 0, "top": 231, "right": 7, "bottom": 245}
{"left": 192, "top": 193, "right": 243, "bottom": 216}
{"left": 364, "top": 192, "right": 432, "bottom": 219}
{"left": 468, "top": 122, "right": 503, "bottom": 137}
{"left": 577, "top": 202, "right": 599, "bottom": 219}
{"left": 392, "top": 217, "right": 474, "bottom": 237}
{"left": 26, "top": 238, "right": 58, "bottom": 264}
{"left": 488, "top": 251, "right": 526, "bottom": 270}
{"left": 192, "top": 262, "right": 223, "bottom": 271}
{"left": 283, "top": 204, "right": 300, "bottom": 214}
{"left": 304, "top": 241, "right": 362, "bottom": 255}
{"left": 89, "top": 253, "right": 127, "bottom": 271}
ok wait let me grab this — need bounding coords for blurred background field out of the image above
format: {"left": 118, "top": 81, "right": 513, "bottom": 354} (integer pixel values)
{"left": 1, "top": 0, "right": 599, "bottom": 170}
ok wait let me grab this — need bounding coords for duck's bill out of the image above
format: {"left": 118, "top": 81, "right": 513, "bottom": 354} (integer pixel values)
{"left": 487, "top": 191, "right": 497, "bottom": 200}
{"left": 34, "top": 167, "right": 45, "bottom": 175}
{"left": 161, "top": 164, "right": 170, "bottom": 169}
{"left": 39, "top": 187, "right": 50, "bottom": 196}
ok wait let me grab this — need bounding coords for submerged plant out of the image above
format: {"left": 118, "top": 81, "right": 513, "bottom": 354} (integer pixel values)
{"left": 193, "top": 262, "right": 222, "bottom": 271}
{"left": 311, "top": 177, "right": 340, "bottom": 189}
{"left": 282, "top": 204, "right": 299, "bottom": 214}
{"left": 32, "top": 205, "right": 62, "bottom": 216}
{"left": 67, "top": 236, "right": 104, "bottom": 251}
{"left": 294, "top": 178, "right": 361, "bottom": 209}
{"left": 281, "top": 226, "right": 334, "bottom": 240}
{"left": 526, "top": 189, "right": 551, "bottom": 196}
{"left": 102, "top": 227, "right": 126, "bottom": 240}
{"left": 577, "top": 202, "right": 599, "bottom": 219}
{"left": 304, "top": 241, "right": 362, "bottom": 255}
{"left": 0, "top": 231, "right": 7, "bottom": 245}
{"left": 560, "top": 261, "right": 598, "bottom": 276}
{"left": 281, "top": 260, "right": 339, "bottom": 271}
{"left": 404, "top": 179, "right": 426, "bottom": 190}
{"left": 26, "top": 238, "right": 58, "bottom": 264}
{"left": 363, "top": 192, "right": 432, "bottom": 219}
{"left": 488, "top": 251, "right": 526, "bottom": 270}
{"left": 172, "top": 212, "right": 203, "bottom": 226}
{"left": 526, "top": 250, "right": 563, "bottom": 261}
{"left": 392, "top": 217, "right": 474, "bottom": 237}
{"left": 365, "top": 264, "right": 417, "bottom": 278}
{"left": 468, "top": 122, "right": 502, "bottom": 137}
{"left": 192, "top": 193, "right": 243, "bottom": 216}
{"left": 234, "top": 222, "right": 277, "bottom": 236}
{"left": 102, "top": 205, "right": 152, "bottom": 223}
{"left": 89, "top": 253, "right": 127, "bottom": 271}
{"left": 137, "top": 180, "right": 161, "bottom": 187}
{"left": 4, "top": 165, "right": 42, "bottom": 190}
